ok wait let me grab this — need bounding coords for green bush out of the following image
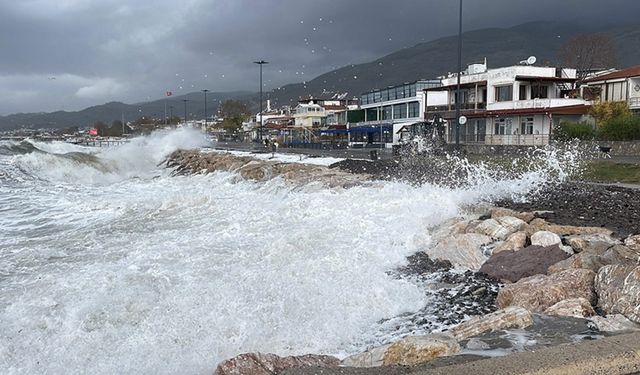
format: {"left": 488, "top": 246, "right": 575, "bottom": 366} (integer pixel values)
{"left": 598, "top": 113, "right": 640, "bottom": 141}
{"left": 554, "top": 121, "right": 596, "bottom": 141}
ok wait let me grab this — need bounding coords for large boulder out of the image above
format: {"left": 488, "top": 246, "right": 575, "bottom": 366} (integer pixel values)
{"left": 595, "top": 264, "right": 640, "bottom": 323}
{"left": 530, "top": 231, "right": 562, "bottom": 247}
{"left": 213, "top": 353, "right": 340, "bottom": 375}
{"left": 382, "top": 333, "right": 460, "bottom": 366}
{"left": 426, "top": 233, "right": 493, "bottom": 271}
{"left": 548, "top": 244, "right": 633, "bottom": 274}
{"left": 543, "top": 298, "right": 595, "bottom": 318}
{"left": 342, "top": 334, "right": 460, "bottom": 368}
{"left": 490, "top": 207, "right": 535, "bottom": 223}
{"left": 449, "top": 307, "right": 534, "bottom": 341}
{"left": 479, "top": 244, "right": 569, "bottom": 282}
{"left": 494, "top": 231, "right": 528, "bottom": 253}
{"left": 526, "top": 219, "right": 613, "bottom": 237}
{"left": 566, "top": 234, "right": 620, "bottom": 253}
{"left": 588, "top": 314, "right": 640, "bottom": 333}
{"left": 474, "top": 217, "right": 526, "bottom": 241}
{"left": 496, "top": 268, "right": 596, "bottom": 312}
{"left": 340, "top": 345, "right": 391, "bottom": 368}
{"left": 624, "top": 234, "right": 640, "bottom": 253}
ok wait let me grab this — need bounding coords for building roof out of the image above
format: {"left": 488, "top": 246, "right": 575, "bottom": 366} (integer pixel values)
{"left": 585, "top": 65, "right": 640, "bottom": 82}
{"left": 515, "top": 75, "right": 577, "bottom": 83}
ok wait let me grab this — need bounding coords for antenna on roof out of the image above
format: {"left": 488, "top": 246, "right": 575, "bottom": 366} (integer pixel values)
{"left": 520, "top": 56, "right": 537, "bottom": 65}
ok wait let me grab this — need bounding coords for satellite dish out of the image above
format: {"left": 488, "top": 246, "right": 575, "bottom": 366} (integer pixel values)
{"left": 527, "top": 56, "right": 537, "bottom": 65}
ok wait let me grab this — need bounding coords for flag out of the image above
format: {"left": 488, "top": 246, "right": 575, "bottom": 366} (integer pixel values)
{"left": 88, "top": 128, "right": 98, "bottom": 136}
{"left": 166, "top": 91, "right": 172, "bottom": 97}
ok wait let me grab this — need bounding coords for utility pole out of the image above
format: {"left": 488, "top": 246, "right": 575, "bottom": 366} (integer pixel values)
{"left": 455, "top": 0, "right": 463, "bottom": 148}
{"left": 183, "top": 99, "right": 188, "bottom": 126}
{"left": 202, "top": 89, "right": 209, "bottom": 130}
{"left": 254, "top": 60, "right": 269, "bottom": 142}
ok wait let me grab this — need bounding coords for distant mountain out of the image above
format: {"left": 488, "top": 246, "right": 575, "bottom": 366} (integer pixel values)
{"left": 0, "top": 91, "right": 251, "bottom": 131}
{"left": 2, "top": 21, "right": 640, "bottom": 130}
{"left": 266, "top": 21, "right": 640, "bottom": 107}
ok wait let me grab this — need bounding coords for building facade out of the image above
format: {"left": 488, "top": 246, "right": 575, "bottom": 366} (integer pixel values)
{"left": 425, "top": 61, "right": 592, "bottom": 146}
{"left": 582, "top": 65, "right": 640, "bottom": 113}
{"left": 353, "top": 80, "right": 442, "bottom": 147}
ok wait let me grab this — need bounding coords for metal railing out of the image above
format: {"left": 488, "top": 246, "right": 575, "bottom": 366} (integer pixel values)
{"left": 446, "top": 133, "right": 550, "bottom": 146}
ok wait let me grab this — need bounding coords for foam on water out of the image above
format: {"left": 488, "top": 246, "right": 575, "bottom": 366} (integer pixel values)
{"left": 0, "top": 131, "right": 582, "bottom": 374}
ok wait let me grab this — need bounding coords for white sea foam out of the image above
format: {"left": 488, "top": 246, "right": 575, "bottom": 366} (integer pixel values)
{"left": 0, "top": 130, "right": 581, "bottom": 374}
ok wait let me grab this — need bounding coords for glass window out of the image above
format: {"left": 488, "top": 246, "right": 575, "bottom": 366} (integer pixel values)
{"left": 382, "top": 106, "right": 392, "bottom": 120}
{"left": 393, "top": 103, "right": 407, "bottom": 119}
{"left": 519, "top": 85, "right": 527, "bottom": 100}
{"left": 408, "top": 101, "right": 420, "bottom": 118}
{"left": 381, "top": 90, "right": 389, "bottom": 101}
{"left": 389, "top": 88, "right": 396, "bottom": 101}
{"left": 374, "top": 92, "right": 381, "bottom": 103}
{"left": 409, "top": 85, "right": 416, "bottom": 97}
{"left": 494, "top": 118, "right": 513, "bottom": 134}
{"left": 520, "top": 117, "right": 534, "bottom": 135}
{"left": 495, "top": 85, "right": 513, "bottom": 102}
{"left": 531, "top": 85, "right": 548, "bottom": 99}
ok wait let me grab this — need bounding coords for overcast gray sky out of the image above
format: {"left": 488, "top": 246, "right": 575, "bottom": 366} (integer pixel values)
{"left": 1, "top": 0, "right": 639, "bottom": 115}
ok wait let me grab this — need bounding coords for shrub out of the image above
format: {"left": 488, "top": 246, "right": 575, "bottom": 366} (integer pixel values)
{"left": 598, "top": 113, "right": 640, "bottom": 141}
{"left": 554, "top": 121, "right": 596, "bottom": 141}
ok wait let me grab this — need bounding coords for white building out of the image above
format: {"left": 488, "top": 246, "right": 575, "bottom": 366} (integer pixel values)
{"left": 354, "top": 80, "right": 442, "bottom": 147}
{"left": 582, "top": 65, "right": 640, "bottom": 113}
{"left": 425, "top": 60, "right": 592, "bottom": 146}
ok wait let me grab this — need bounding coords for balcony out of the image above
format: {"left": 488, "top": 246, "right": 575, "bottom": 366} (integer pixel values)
{"left": 426, "top": 102, "right": 486, "bottom": 113}
{"left": 488, "top": 98, "right": 589, "bottom": 111}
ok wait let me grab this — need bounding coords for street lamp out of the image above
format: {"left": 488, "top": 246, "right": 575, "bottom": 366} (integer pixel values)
{"left": 183, "top": 99, "right": 189, "bottom": 126}
{"left": 454, "top": 0, "right": 463, "bottom": 148}
{"left": 254, "top": 60, "right": 269, "bottom": 142}
{"left": 201, "top": 89, "right": 209, "bottom": 130}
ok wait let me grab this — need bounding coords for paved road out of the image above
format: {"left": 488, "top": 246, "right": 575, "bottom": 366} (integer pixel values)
{"left": 212, "top": 141, "right": 394, "bottom": 160}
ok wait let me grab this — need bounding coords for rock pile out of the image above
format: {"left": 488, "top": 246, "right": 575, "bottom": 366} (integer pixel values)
{"left": 163, "top": 149, "right": 371, "bottom": 188}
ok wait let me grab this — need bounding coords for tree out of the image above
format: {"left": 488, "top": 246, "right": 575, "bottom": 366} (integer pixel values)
{"left": 559, "top": 33, "right": 617, "bottom": 85}
{"left": 218, "top": 99, "right": 250, "bottom": 132}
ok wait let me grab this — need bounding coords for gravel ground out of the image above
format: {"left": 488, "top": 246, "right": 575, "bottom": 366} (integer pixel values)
{"left": 330, "top": 159, "right": 640, "bottom": 238}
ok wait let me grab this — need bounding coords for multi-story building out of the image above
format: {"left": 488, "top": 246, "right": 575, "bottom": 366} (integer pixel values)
{"left": 582, "top": 65, "right": 640, "bottom": 113}
{"left": 353, "top": 80, "right": 442, "bottom": 147}
{"left": 425, "top": 60, "right": 592, "bottom": 146}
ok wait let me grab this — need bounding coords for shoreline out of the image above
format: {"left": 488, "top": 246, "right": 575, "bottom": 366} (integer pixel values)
{"left": 163, "top": 149, "right": 640, "bottom": 374}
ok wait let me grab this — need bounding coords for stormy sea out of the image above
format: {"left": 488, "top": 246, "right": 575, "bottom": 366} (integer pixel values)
{"left": 0, "top": 129, "right": 582, "bottom": 374}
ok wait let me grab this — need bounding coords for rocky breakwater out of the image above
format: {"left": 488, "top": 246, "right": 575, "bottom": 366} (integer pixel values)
{"left": 207, "top": 205, "right": 640, "bottom": 375}
{"left": 163, "top": 149, "right": 371, "bottom": 188}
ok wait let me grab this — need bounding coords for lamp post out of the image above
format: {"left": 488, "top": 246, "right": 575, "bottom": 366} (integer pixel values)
{"left": 254, "top": 60, "right": 269, "bottom": 142}
{"left": 201, "top": 89, "right": 209, "bottom": 130}
{"left": 454, "top": 0, "right": 463, "bottom": 148}
{"left": 183, "top": 99, "right": 189, "bottom": 126}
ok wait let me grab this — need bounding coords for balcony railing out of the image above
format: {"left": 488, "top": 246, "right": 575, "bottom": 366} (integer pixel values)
{"left": 426, "top": 102, "right": 486, "bottom": 113}
{"left": 446, "top": 133, "right": 550, "bottom": 146}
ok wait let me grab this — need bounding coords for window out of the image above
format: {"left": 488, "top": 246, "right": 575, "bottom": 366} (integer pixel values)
{"left": 408, "top": 101, "right": 420, "bottom": 117}
{"left": 520, "top": 117, "right": 534, "bottom": 135}
{"left": 531, "top": 85, "right": 548, "bottom": 99}
{"left": 494, "top": 118, "right": 512, "bottom": 135}
{"left": 519, "top": 85, "right": 528, "bottom": 100}
{"left": 495, "top": 85, "right": 513, "bottom": 102}
{"left": 382, "top": 106, "right": 392, "bottom": 120}
{"left": 381, "top": 90, "right": 389, "bottom": 101}
{"left": 393, "top": 103, "right": 407, "bottom": 119}
{"left": 389, "top": 88, "right": 396, "bottom": 100}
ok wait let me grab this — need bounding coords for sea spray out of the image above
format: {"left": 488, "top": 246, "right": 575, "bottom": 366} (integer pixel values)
{"left": 0, "top": 130, "right": 591, "bottom": 374}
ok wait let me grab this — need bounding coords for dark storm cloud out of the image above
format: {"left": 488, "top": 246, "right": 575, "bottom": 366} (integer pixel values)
{"left": 0, "top": 0, "right": 639, "bottom": 114}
